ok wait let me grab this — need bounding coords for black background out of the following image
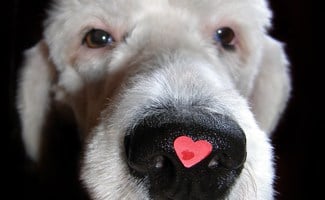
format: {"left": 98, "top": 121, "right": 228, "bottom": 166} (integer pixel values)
{"left": 4, "top": 0, "right": 316, "bottom": 199}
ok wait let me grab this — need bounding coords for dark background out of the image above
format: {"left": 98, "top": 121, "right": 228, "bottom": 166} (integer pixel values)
{"left": 4, "top": 0, "right": 316, "bottom": 199}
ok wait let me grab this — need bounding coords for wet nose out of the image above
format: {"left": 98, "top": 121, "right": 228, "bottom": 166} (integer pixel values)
{"left": 125, "top": 113, "right": 246, "bottom": 199}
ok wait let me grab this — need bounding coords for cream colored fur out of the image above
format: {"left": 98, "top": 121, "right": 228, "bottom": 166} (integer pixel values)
{"left": 17, "top": 0, "right": 291, "bottom": 199}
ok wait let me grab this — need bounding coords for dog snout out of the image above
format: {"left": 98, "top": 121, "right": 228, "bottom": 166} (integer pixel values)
{"left": 125, "top": 112, "right": 246, "bottom": 199}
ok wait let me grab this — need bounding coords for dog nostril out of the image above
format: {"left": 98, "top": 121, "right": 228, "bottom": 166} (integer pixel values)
{"left": 208, "top": 156, "right": 219, "bottom": 169}
{"left": 220, "top": 152, "right": 246, "bottom": 169}
{"left": 153, "top": 155, "right": 165, "bottom": 169}
{"left": 208, "top": 152, "right": 246, "bottom": 170}
{"left": 127, "top": 154, "right": 168, "bottom": 175}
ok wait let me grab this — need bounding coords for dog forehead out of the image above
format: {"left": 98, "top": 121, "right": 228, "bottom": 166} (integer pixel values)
{"left": 55, "top": 0, "right": 269, "bottom": 15}
{"left": 70, "top": 0, "right": 267, "bottom": 6}
{"left": 48, "top": 0, "right": 271, "bottom": 32}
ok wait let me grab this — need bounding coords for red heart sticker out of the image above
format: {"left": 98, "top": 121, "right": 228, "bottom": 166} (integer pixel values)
{"left": 174, "top": 136, "right": 213, "bottom": 168}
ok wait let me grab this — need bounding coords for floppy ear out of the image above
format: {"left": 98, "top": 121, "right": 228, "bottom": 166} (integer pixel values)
{"left": 249, "top": 36, "right": 291, "bottom": 135}
{"left": 17, "top": 41, "right": 56, "bottom": 161}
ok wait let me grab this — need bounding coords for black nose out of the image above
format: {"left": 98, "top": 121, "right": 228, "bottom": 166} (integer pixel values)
{"left": 125, "top": 112, "right": 246, "bottom": 200}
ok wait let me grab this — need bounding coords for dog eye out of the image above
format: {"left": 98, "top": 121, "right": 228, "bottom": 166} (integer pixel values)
{"left": 84, "top": 29, "right": 114, "bottom": 48}
{"left": 214, "top": 27, "right": 235, "bottom": 49}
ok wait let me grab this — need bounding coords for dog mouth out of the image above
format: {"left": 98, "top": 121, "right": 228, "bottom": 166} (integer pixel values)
{"left": 124, "top": 110, "right": 246, "bottom": 200}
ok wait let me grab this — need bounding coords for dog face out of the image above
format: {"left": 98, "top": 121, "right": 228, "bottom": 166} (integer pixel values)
{"left": 17, "top": 0, "right": 291, "bottom": 199}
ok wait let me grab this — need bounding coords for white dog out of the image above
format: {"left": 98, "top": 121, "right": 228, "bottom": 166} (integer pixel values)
{"left": 17, "top": 0, "right": 291, "bottom": 199}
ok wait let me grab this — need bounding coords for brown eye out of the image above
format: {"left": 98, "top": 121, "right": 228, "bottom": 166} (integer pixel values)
{"left": 84, "top": 29, "right": 114, "bottom": 48}
{"left": 214, "top": 27, "right": 235, "bottom": 49}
